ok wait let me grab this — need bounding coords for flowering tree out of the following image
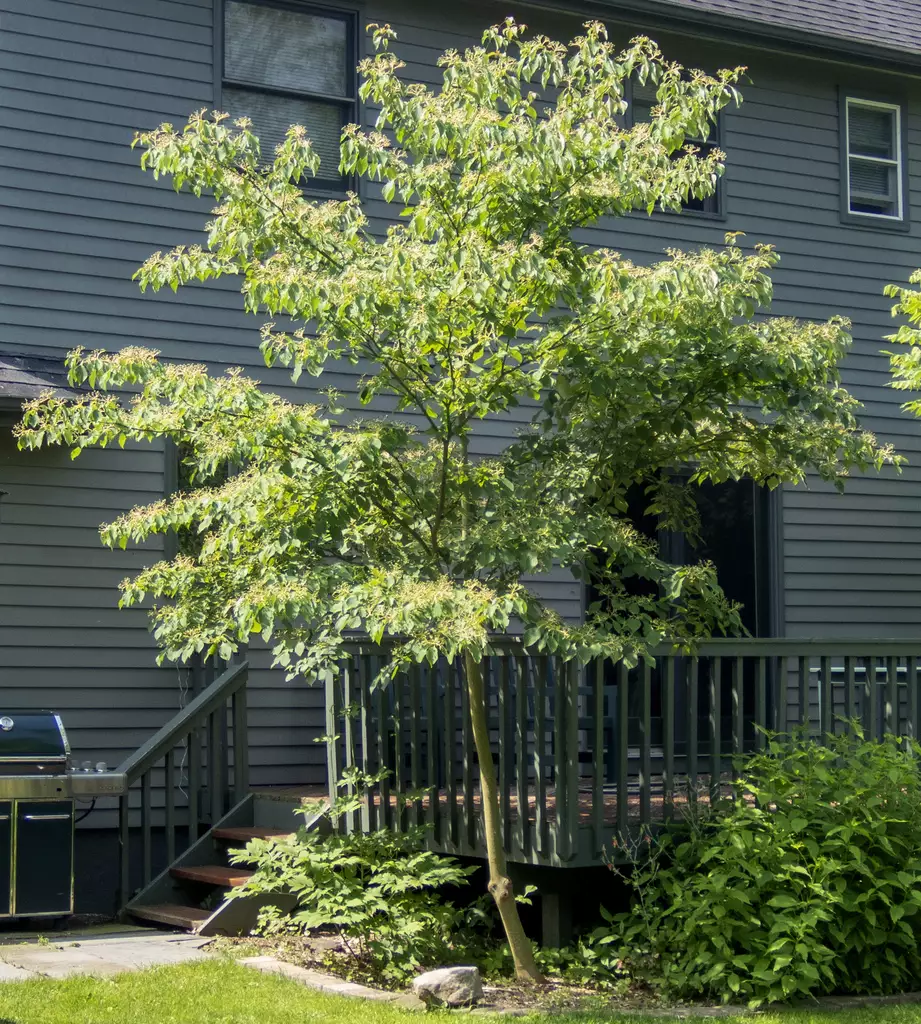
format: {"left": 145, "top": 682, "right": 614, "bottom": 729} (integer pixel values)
{"left": 17, "top": 21, "right": 893, "bottom": 980}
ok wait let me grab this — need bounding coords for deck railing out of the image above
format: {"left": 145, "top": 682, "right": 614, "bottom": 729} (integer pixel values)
{"left": 116, "top": 659, "right": 250, "bottom": 906}
{"left": 324, "top": 639, "right": 921, "bottom": 868}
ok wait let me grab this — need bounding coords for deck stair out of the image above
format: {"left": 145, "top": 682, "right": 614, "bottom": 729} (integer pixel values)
{"left": 123, "top": 792, "right": 325, "bottom": 936}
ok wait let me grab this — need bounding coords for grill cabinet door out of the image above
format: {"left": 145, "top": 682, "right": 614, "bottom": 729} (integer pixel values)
{"left": 0, "top": 802, "right": 10, "bottom": 916}
{"left": 14, "top": 801, "right": 73, "bottom": 915}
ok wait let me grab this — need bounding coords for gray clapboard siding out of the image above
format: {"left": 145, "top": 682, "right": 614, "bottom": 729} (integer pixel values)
{"left": 2, "top": 0, "right": 921, "bottom": 796}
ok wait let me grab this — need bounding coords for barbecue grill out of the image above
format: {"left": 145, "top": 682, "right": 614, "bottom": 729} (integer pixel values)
{"left": 0, "top": 711, "right": 126, "bottom": 919}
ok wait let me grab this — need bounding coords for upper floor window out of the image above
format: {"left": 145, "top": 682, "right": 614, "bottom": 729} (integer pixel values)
{"left": 222, "top": 0, "right": 357, "bottom": 191}
{"left": 841, "top": 95, "right": 906, "bottom": 225}
{"left": 630, "top": 81, "right": 722, "bottom": 217}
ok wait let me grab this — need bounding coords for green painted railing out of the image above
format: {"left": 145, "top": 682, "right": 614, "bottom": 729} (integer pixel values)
{"left": 116, "top": 660, "right": 250, "bottom": 907}
{"left": 324, "top": 639, "right": 921, "bottom": 868}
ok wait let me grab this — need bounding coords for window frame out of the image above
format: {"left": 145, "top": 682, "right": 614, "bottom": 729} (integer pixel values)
{"left": 839, "top": 89, "right": 909, "bottom": 230}
{"left": 215, "top": 0, "right": 359, "bottom": 194}
{"left": 627, "top": 78, "right": 726, "bottom": 221}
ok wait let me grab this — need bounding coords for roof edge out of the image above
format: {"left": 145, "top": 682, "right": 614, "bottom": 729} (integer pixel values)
{"left": 529, "top": 0, "right": 921, "bottom": 74}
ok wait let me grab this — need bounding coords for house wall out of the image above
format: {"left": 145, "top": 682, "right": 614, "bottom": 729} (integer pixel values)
{"left": 1, "top": 0, "right": 920, "bottom": 805}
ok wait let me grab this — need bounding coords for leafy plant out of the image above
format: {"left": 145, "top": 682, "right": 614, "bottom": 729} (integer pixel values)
{"left": 608, "top": 728, "right": 921, "bottom": 1006}
{"left": 229, "top": 825, "right": 476, "bottom": 987}
{"left": 482, "top": 921, "right": 628, "bottom": 993}
{"left": 17, "top": 18, "right": 896, "bottom": 981}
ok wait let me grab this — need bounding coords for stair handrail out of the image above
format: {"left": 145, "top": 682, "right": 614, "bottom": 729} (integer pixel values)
{"left": 117, "top": 659, "right": 251, "bottom": 910}
{"left": 117, "top": 660, "right": 249, "bottom": 783}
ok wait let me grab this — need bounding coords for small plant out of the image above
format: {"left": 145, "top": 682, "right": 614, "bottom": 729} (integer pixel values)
{"left": 229, "top": 824, "right": 476, "bottom": 988}
{"left": 607, "top": 728, "right": 921, "bottom": 1006}
{"left": 483, "top": 925, "right": 628, "bottom": 992}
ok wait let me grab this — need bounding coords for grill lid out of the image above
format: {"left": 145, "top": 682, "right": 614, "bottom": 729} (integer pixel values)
{"left": 0, "top": 711, "right": 69, "bottom": 761}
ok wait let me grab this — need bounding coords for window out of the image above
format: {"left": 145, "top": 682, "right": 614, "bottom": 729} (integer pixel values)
{"left": 842, "top": 95, "right": 906, "bottom": 224}
{"left": 221, "top": 1, "right": 357, "bottom": 190}
{"left": 630, "top": 81, "right": 722, "bottom": 216}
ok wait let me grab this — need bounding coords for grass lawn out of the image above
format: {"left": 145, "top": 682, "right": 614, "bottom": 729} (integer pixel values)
{"left": 2, "top": 960, "right": 921, "bottom": 1024}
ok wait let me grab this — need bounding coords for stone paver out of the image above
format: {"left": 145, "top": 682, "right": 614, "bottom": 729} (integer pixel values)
{"left": 239, "top": 955, "right": 425, "bottom": 1010}
{"left": 0, "top": 930, "right": 209, "bottom": 980}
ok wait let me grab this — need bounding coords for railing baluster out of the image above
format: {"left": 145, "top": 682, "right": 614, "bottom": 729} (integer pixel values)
{"left": 164, "top": 748, "right": 175, "bottom": 865}
{"left": 909, "top": 656, "right": 919, "bottom": 748}
{"left": 232, "top": 685, "right": 249, "bottom": 804}
{"left": 141, "top": 771, "right": 152, "bottom": 886}
{"left": 564, "top": 659, "right": 580, "bottom": 860}
{"left": 553, "top": 657, "right": 566, "bottom": 856}
{"left": 616, "top": 660, "right": 629, "bottom": 836}
{"left": 755, "top": 656, "right": 767, "bottom": 751}
{"left": 343, "top": 655, "right": 358, "bottom": 834}
{"left": 324, "top": 671, "right": 340, "bottom": 827}
{"left": 688, "top": 657, "right": 699, "bottom": 805}
{"left": 592, "top": 657, "right": 605, "bottom": 851}
{"left": 425, "top": 662, "right": 437, "bottom": 838}
{"left": 218, "top": 696, "right": 229, "bottom": 818}
{"left": 798, "top": 656, "right": 809, "bottom": 732}
{"left": 533, "top": 657, "right": 547, "bottom": 855}
{"left": 640, "top": 660, "right": 651, "bottom": 827}
{"left": 731, "top": 657, "right": 743, "bottom": 800}
{"left": 444, "top": 659, "right": 457, "bottom": 846}
{"left": 819, "top": 655, "right": 832, "bottom": 737}
{"left": 460, "top": 659, "right": 476, "bottom": 851}
{"left": 660, "top": 656, "right": 674, "bottom": 821}
{"left": 410, "top": 662, "right": 422, "bottom": 829}
{"left": 845, "top": 655, "right": 856, "bottom": 729}
{"left": 374, "top": 657, "right": 392, "bottom": 830}
{"left": 188, "top": 726, "right": 200, "bottom": 840}
{"left": 869, "top": 658, "right": 880, "bottom": 740}
{"left": 393, "top": 666, "right": 405, "bottom": 832}
{"left": 710, "top": 656, "right": 722, "bottom": 806}
{"left": 886, "top": 655, "right": 898, "bottom": 736}
{"left": 498, "top": 656, "right": 511, "bottom": 851}
{"left": 515, "top": 656, "right": 530, "bottom": 858}
{"left": 359, "top": 653, "right": 375, "bottom": 832}
{"left": 209, "top": 708, "right": 223, "bottom": 824}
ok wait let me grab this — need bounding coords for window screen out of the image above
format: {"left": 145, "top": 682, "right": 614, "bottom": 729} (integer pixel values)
{"left": 630, "top": 81, "right": 721, "bottom": 216}
{"left": 845, "top": 99, "right": 902, "bottom": 219}
{"left": 223, "top": 1, "right": 355, "bottom": 189}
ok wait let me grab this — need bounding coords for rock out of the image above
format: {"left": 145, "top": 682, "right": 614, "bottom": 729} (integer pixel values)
{"left": 412, "top": 966, "right": 483, "bottom": 1007}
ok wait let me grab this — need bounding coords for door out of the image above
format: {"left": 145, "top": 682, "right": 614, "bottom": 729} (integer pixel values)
{"left": 14, "top": 800, "right": 73, "bottom": 915}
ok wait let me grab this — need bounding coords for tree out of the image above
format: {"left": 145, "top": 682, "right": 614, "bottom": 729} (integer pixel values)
{"left": 886, "top": 272, "right": 921, "bottom": 405}
{"left": 17, "top": 20, "right": 895, "bottom": 981}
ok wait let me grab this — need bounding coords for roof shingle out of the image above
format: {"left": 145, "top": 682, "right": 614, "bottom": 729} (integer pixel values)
{"left": 651, "top": 0, "right": 921, "bottom": 60}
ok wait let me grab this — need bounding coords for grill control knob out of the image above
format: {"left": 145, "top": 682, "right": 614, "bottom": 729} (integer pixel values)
{"left": 0, "top": 717, "right": 12, "bottom": 732}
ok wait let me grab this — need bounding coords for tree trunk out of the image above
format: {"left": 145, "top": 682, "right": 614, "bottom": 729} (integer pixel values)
{"left": 463, "top": 650, "right": 544, "bottom": 983}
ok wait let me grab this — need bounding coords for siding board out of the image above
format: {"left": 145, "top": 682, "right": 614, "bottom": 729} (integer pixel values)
{"left": 3, "top": 0, "right": 921, "bottom": 796}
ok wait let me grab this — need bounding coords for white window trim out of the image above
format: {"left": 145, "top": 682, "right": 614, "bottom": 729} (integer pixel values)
{"left": 844, "top": 96, "right": 903, "bottom": 222}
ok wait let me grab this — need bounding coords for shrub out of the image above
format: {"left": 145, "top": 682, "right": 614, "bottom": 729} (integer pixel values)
{"left": 612, "top": 729, "right": 921, "bottom": 1006}
{"left": 230, "top": 825, "right": 477, "bottom": 987}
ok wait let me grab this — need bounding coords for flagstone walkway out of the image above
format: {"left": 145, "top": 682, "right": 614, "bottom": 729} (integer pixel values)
{"left": 0, "top": 926, "right": 208, "bottom": 980}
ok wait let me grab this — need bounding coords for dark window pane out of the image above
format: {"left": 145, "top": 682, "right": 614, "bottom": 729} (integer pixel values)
{"left": 848, "top": 103, "right": 895, "bottom": 159}
{"left": 631, "top": 82, "right": 657, "bottom": 125}
{"left": 223, "top": 86, "right": 343, "bottom": 175}
{"left": 225, "top": 1, "right": 348, "bottom": 97}
{"left": 849, "top": 157, "right": 897, "bottom": 215}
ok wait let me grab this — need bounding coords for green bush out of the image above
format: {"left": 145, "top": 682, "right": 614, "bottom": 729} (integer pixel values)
{"left": 230, "top": 826, "right": 477, "bottom": 987}
{"left": 612, "top": 729, "right": 921, "bottom": 1006}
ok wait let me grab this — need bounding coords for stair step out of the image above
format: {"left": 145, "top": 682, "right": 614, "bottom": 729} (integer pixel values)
{"left": 129, "top": 903, "right": 211, "bottom": 931}
{"left": 170, "top": 865, "right": 255, "bottom": 887}
{"left": 212, "top": 826, "right": 293, "bottom": 844}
